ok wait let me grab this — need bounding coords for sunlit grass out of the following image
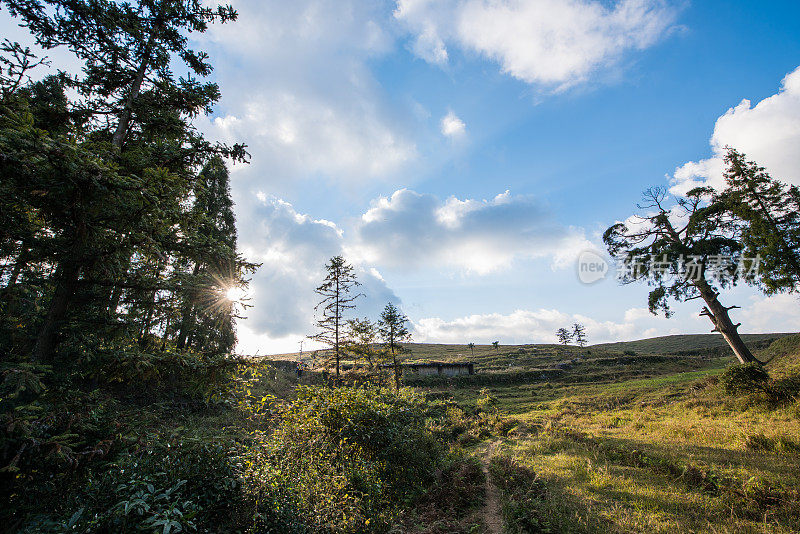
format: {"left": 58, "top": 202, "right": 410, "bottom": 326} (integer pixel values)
{"left": 468, "top": 337, "right": 800, "bottom": 533}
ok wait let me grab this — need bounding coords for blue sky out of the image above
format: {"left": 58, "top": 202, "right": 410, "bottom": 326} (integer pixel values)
{"left": 4, "top": 0, "right": 800, "bottom": 353}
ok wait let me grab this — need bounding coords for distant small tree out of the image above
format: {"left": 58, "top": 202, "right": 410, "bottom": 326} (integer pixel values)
{"left": 378, "top": 302, "right": 411, "bottom": 389}
{"left": 492, "top": 341, "right": 499, "bottom": 352}
{"left": 467, "top": 342, "right": 475, "bottom": 357}
{"left": 310, "top": 256, "right": 362, "bottom": 381}
{"left": 556, "top": 327, "right": 572, "bottom": 345}
{"left": 572, "top": 323, "right": 587, "bottom": 347}
{"left": 345, "top": 317, "right": 377, "bottom": 368}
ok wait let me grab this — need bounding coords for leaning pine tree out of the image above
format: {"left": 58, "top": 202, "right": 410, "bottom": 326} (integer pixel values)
{"left": 310, "top": 256, "right": 361, "bottom": 381}
{"left": 604, "top": 186, "right": 762, "bottom": 364}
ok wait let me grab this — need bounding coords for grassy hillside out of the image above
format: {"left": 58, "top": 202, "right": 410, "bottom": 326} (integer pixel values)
{"left": 426, "top": 334, "right": 800, "bottom": 533}
{"left": 225, "top": 333, "right": 800, "bottom": 533}
{"left": 592, "top": 332, "right": 793, "bottom": 354}
{"left": 263, "top": 333, "right": 795, "bottom": 374}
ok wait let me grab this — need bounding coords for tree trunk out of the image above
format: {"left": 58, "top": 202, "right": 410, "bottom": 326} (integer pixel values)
{"left": 32, "top": 261, "right": 81, "bottom": 361}
{"left": 111, "top": 35, "right": 154, "bottom": 149}
{"left": 138, "top": 259, "right": 163, "bottom": 346}
{"left": 106, "top": 251, "right": 133, "bottom": 317}
{"left": 335, "top": 277, "right": 340, "bottom": 380}
{"left": 161, "top": 315, "right": 171, "bottom": 350}
{"left": 6, "top": 244, "right": 28, "bottom": 288}
{"left": 694, "top": 278, "right": 758, "bottom": 364}
{"left": 391, "top": 337, "right": 400, "bottom": 390}
{"left": 176, "top": 263, "right": 201, "bottom": 349}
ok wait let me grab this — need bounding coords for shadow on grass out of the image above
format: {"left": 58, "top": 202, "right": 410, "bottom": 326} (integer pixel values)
{"left": 502, "top": 429, "right": 800, "bottom": 533}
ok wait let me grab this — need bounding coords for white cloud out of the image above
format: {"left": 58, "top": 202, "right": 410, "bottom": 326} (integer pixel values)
{"left": 412, "top": 306, "right": 680, "bottom": 345}
{"left": 236, "top": 195, "right": 397, "bottom": 355}
{"left": 395, "top": 0, "right": 677, "bottom": 90}
{"left": 195, "top": 0, "right": 416, "bottom": 191}
{"left": 440, "top": 111, "right": 466, "bottom": 137}
{"left": 671, "top": 65, "right": 800, "bottom": 194}
{"left": 203, "top": 92, "right": 414, "bottom": 182}
{"left": 350, "top": 188, "right": 592, "bottom": 274}
{"left": 740, "top": 293, "right": 800, "bottom": 334}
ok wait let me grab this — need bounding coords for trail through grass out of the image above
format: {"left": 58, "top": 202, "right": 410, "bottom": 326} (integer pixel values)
{"left": 433, "top": 334, "right": 800, "bottom": 533}
{"left": 480, "top": 440, "right": 503, "bottom": 534}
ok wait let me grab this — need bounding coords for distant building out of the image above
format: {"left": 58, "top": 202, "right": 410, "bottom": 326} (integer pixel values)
{"left": 381, "top": 362, "right": 475, "bottom": 376}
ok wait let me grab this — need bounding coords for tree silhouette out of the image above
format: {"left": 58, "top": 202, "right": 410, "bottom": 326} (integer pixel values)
{"left": 378, "top": 302, "right": 410, "bottom": 389}
{"left": 467, "top": 342, "right": 475, "bottom": 357}
{"left": 0, "top": 0, "right": 248, "bottom": 362}
{"left": 572, "top": 323, "right": 587, "bottom": 347}
{"left": 492, "top": 340, "right": 499, "bottom": 352}
{"left": 556, "top": 328, "right": 572, "bottom": 345}
{"left": 310, "top": 256, "right": 362, "bottom": 381}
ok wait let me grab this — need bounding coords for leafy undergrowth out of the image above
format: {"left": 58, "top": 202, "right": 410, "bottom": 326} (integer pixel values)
{"left": 3, "top": 353, "right": 498, "bottom": 533}
{"left": 480, "top": 334, "right": 800, "bottom": 533}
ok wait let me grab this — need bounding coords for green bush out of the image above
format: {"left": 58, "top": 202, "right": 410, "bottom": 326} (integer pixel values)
{"left": 11, "top": 430, "right": 246, "bottom": 533}
{"left": 719, "top": 362, "right": 770, "bottom": 396}
{"left": 244, "top": 386, "right": 442, "bottom": 533}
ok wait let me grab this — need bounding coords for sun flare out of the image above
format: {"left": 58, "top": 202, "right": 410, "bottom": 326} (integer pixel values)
{"left": 225, "top": 286, "right": 245, "bottom": 302}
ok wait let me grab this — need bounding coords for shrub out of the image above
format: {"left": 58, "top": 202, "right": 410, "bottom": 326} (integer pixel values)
{"left": 245, "top": 386, "right": 442, "bottom": 533}
{"left": 719, "top": 362, "right": 770, "bottom": 395}
{"left": 12, "top": 431, "right": 246, "bottom": 533}
{"left": 476, "top": 388, "right": 498, "bottom": 412}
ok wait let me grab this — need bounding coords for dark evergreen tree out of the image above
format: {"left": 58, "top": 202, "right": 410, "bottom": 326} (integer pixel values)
{"left": 714, "top": 148, "right": 800, "bottom": 294}
{"left": 556, "top": 327, "right": 572, "bottom": 345}
{"left": 310, "top": 256, "right": 361, "bottom": 380}
{"left": 377, "top": 302, "right": 410, "bottom": 389}
{"left": 572, "top": 323, "right": 587, "bottom": 347}
{"left": 0, "top": 0, "right": 247, "bottom": 361}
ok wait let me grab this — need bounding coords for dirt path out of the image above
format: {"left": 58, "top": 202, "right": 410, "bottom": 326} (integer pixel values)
{"left": 481, "top": 440, "right": 503, "bottom": 534}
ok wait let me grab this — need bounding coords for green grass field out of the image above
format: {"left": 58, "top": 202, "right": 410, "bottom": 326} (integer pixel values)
{"left": 415, "top": 333, "right": 800, "bottom": 533}
{"left": 254, "top": 332, "right": 800, "bottom": 532}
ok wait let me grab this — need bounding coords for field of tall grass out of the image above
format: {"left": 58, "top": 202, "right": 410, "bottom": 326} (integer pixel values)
{"left": 465, "top": 334, "right": 800, "bottom": 533}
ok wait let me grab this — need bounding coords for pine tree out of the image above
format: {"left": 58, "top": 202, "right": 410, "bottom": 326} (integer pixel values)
{"left": 171, "top": 157, "right": 256, "bottom": 354}
{"left": 378, "top": 302, "right": 410, "bottom": 389}
{"left": 467, "top": 342, "right": 475, "bottom": 357}
{"left": 604, "top": 187, "right": 759, "bottom": 364}
{"left": 715, "top": 148, "right": 800, "bottom": 294}
{"left": 310, "top": 257, "right": 362, "bottom": 380}
{"left": 556, "top": 327, "right": 572, "bottom": 345}
{"left": 0, "top": 0, "right": 248, "bottom": 361}
{"left": 572, "top": 323, "right": 587, "bottom": 347}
